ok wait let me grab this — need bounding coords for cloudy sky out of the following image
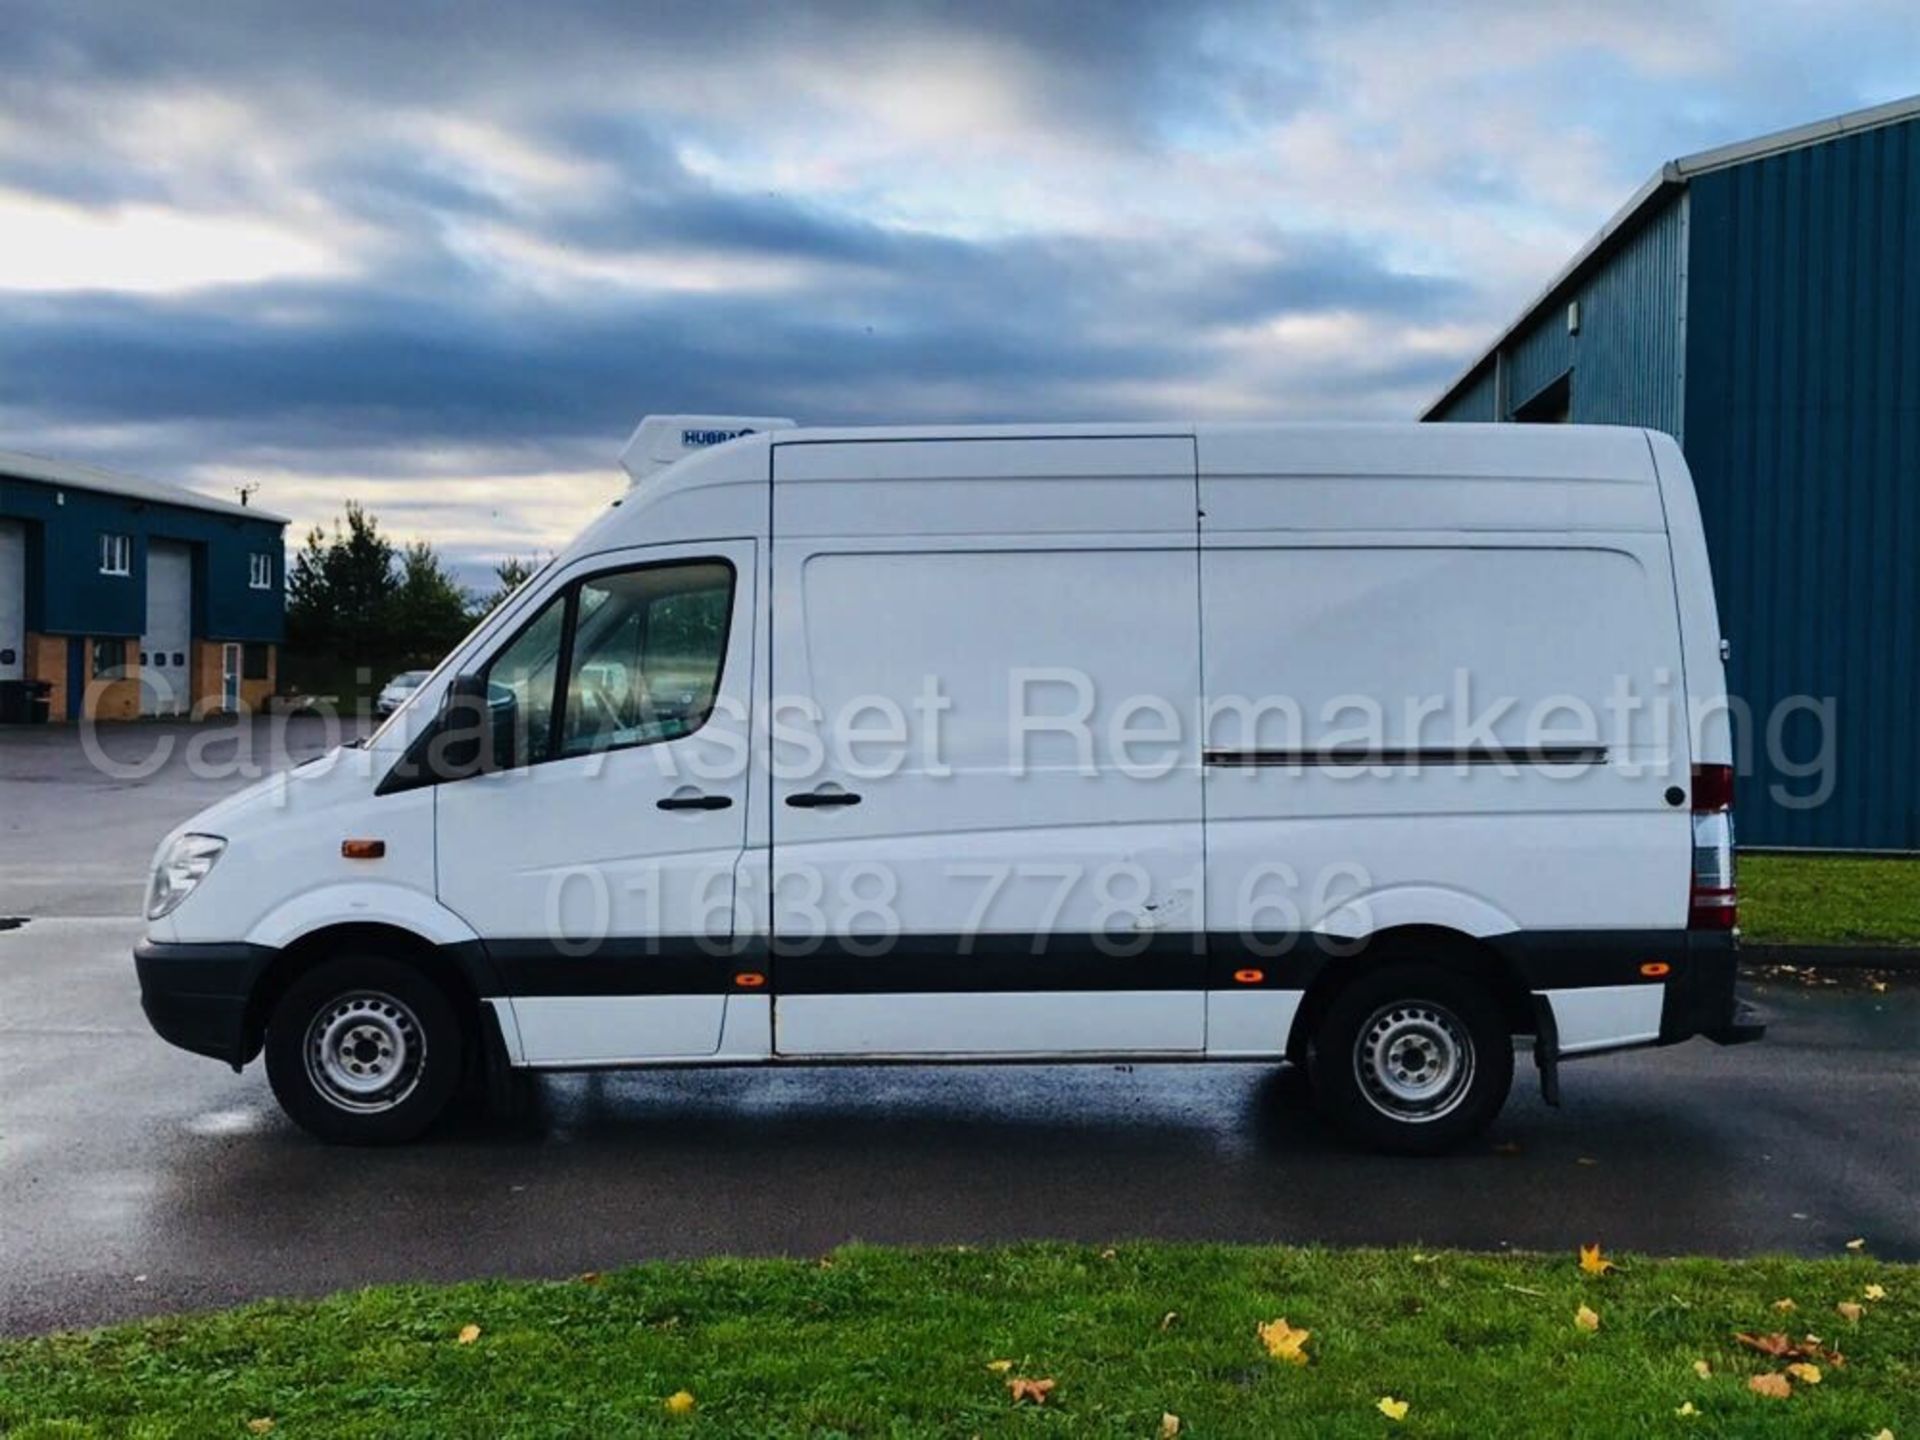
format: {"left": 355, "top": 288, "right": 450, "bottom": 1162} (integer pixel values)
{"left": 2, "top": 0, "right": 1916, "bottom": 583}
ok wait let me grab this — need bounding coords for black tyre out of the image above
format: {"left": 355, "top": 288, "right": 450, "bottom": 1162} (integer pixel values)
{"left": 1308, "top": 963, "right": 1513, "bottom": 1155}
{"left": 265, "top": 955, "right": 465, "bottom": 1145}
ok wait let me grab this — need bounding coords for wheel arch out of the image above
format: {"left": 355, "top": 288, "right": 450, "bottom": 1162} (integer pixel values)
{"left": 240, "top": 922, "right": 493, "bottom": 1066}
{"left": 1283, "top": 925, "right": 1534, "bottom": 1065}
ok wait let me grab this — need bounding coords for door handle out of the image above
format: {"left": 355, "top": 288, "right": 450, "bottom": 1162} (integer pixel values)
{"left": 657, "top": 791, "right": 733, "bottom": 812}
{"left": 785, "top": 787, "right": 862, "bottom": 809}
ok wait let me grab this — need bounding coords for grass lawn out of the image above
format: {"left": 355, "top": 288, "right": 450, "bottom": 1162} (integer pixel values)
{"left": 0, "top": 1245, "right": 1911, "bottom": 1438}
{"left": 1740, "top": 852, "right": 1920, "bottom": 947}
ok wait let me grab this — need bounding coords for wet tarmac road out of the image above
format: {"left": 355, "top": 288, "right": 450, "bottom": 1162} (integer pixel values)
{"left": 3, "top": 722, "right": 1917, "bottom": 1335}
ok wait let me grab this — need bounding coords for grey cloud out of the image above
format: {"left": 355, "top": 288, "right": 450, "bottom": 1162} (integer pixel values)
{"left": 0, "top": 0, "right": 1308, "bottom": 141}
{"left": 3, "top": 0, "right": 1902, "bottom": 543}
{"left": 0, "top": 167, "right": 1461, "bottom": 470}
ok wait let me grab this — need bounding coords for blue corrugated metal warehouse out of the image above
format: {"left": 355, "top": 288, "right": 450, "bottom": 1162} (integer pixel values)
{"left": 0, "top": 451, "right": 287, "bottom": 722}
{"left": 1426, "top": 95, "right": 1920, "bottom": 852}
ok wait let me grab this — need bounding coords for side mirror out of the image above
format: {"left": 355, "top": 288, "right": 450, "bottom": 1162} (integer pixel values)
{"left": 377, "top": 672, "right": 519, "bottom": 794}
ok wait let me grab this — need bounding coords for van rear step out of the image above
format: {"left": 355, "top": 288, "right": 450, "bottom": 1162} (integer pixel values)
{"left": 1705, "top": 999, "right": 1767, "bottom": 1045}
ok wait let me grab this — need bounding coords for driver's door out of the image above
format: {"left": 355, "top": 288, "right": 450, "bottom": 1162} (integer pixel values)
{"left": 434, "top": 541, "right": 756, "bottom": 1064}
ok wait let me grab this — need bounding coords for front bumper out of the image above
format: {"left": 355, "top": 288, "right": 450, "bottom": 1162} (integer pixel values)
{"left": 134, "top": 939, "right": 277, "bottom": 1069}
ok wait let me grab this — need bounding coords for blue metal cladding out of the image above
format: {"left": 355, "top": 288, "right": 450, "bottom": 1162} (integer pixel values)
{"left": 1429, "top": 195, "right": 1688, "bottom": 433}
{"left": 1503, "top": 302, "right": 1576, "bottom": 413}
{"left": 1566, "top": 195, "right": 1687, "bottom": 437}
{"left": 0, "top": 476, "right": 285, "bottom": 643}
{"left": 1441, "top": 362, "right": 1499, "bottom": 421}
{"left": 1686, "top": 115, "right": 1920, "bottom": 849}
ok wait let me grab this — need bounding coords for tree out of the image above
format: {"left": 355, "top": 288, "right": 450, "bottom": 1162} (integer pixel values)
{"left": 391, "top": 542, "right": 474, "bottom": 666}
{"left": 286, "top": 502, "right": 399, "bottom": 672}
{"left": 284, "top": 503, "right": 479, "bottom": 697}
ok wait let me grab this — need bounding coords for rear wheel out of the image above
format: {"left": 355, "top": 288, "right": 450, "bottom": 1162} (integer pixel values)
{"left": 265, "top": 955, "right": 464, "bottom": 1145}
{"left": 1309, "top": 963, "right": 1513, "bottom": 1154}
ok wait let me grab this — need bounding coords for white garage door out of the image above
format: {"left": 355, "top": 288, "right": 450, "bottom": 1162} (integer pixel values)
{"left": 0, "top": 520, "right": 23, "bottom": 683}
{"left": 141, "top": 540, "right": 193, "bottom": 716}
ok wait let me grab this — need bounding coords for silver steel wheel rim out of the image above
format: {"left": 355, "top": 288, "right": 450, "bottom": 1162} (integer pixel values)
{"left": 1353, "top": 1000, "right": 1475, "bottom": 1124}
{"left": 304, "top": 990, "right": 425, "bottom": 1114}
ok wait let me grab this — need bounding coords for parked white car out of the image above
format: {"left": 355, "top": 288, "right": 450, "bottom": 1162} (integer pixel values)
{"left": 374, "top": 670, "right": 430, "bottom": 716}
{"left": 137, "top": 416, "right": 1760, "bottom": 1150}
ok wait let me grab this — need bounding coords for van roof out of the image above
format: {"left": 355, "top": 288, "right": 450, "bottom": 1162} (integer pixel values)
{"left": 752, "top": 421, "right": 1659, "bottom": 483}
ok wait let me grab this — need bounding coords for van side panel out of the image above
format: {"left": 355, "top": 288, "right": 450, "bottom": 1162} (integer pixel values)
{"left": 1196, "top": 430, "right": 1693, "bottom": 1058}
{"left": 1198, "top": 539, "right": 1690, "bottom": 931}
{"left": 767, "top": 436, "right": 1209, "bottom": 1057}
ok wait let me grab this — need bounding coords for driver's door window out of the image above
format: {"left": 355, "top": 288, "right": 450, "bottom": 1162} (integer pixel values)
{"left": 558, "top": 561, "right": 734, "bottom": 759}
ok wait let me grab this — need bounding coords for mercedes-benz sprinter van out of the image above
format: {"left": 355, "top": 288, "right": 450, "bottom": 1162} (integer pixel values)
{"left": 136, "top": 419, "right": 1761, "bottom": 1151}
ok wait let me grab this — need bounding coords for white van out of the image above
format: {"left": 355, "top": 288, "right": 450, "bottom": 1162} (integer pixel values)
{"left": 136, "top": 419, "right": 1761, "bottom": 1151}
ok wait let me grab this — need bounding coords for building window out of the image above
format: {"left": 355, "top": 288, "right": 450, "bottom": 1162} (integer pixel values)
{"left": 99, "top": 534, "right": 131, "bottom": 576}
{"left": 91, "top": 639, "right": 124, "bottom": 680}
{"left": 249, "top": 552, "right": 274, "bottom": 589}
{"left": 243, "top": 643, "right": 270, "bottom": 681}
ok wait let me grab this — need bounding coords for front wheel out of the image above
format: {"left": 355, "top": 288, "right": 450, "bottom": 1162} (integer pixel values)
{"left": 1309, "top": 963, "right": 1513, "bottom": 1155}
{"left": 265, "top": 955, "right": 464, "bottom": 1145}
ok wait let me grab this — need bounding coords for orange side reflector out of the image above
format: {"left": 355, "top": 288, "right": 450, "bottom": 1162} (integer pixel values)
{"left": 1640, "top": 961, "right": 1672, "bottom": 978}
{"left": 733, "top": 971, "right": 767, "bottom": 988}
{"left": 1232, "top": 968, "right": 1265, "bottom": 985}
{"left": 341, "top": 839, "right": 386, "bottom": 860}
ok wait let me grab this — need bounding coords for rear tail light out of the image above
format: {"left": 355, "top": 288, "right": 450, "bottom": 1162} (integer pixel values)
{"left": 1689, "top": 763, "right": 1737, "bottom": 931}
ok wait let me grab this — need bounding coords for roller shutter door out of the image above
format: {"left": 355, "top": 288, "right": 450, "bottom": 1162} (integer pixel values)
{"left": 141, "top": 540, "right": 193, "bottom": 715}
{"left": 0, "top": 520, "right": 23, "bottom": 683}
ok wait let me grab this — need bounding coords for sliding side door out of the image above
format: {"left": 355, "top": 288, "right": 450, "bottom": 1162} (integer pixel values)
{"left": 768, "top": 435, "right": 1208, "bottom": 1056}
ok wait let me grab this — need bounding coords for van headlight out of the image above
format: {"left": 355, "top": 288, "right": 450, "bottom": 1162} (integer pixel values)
{"left": 147, "top": 834, "right": 227, "bottom": 920}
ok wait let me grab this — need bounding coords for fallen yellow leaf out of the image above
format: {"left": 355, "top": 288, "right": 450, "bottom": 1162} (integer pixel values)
{"left": 1158, "top": 1311, "right": 1180, "bottom": 1331}
{"left": 1864, "top": 1284, "right": 1887, "bottom": 1301}
{"left": 1692, "top": 1359, "right": 1712, "bottom": 1379}
{"left": 1376, "top": 1396, "right": 1410, "bottom": 1422}
{"left": 456, "top": 1323, "right": 481, "bottom": 1345}
{"left": 1579, "top": 1243, "right": 1616, "bottom": 1277}
{"left": 246, "top": 1422, "right": 274, "bottom": 1436}
{"left": 1772, "top": 1298, "right": 1797, "bottom": 1312}
{"left": 1159, "top": 1414, "right": 1181, "bottom": 1438}
{"left": 1575, "top": 1304, "right": 1601, "bottom": 1332}
{"left": 664, "top": 1390, "right": 696, "bottom": 1416}
{"left": 1007, "top": 1377, "right": 1056, "bottom": 1405}
{"left": 1675, "top": 1401, "right": 1697, "bottom": 1416}
{"left": 1868, "top": 1430, "right": 1893, "bottom": 1440}
{"left": 1785, "top": 1362, "right": 1822, "bottom": 1385}
{"left": 986, "top": 1359, "right": 1014, "bottom": 1373}
{"left": 1837, "top": 1301, "right": 1865, "bottom": 1323}
{"left": 1257, "top": 1317, "right": 1311, "bottom": 1365}
{"left": 1846, "top": 1238, "right": 1867, "bottom": 1251}
{"left": 1748, "top": 1372, "right": 1792, "bottom": 1399}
